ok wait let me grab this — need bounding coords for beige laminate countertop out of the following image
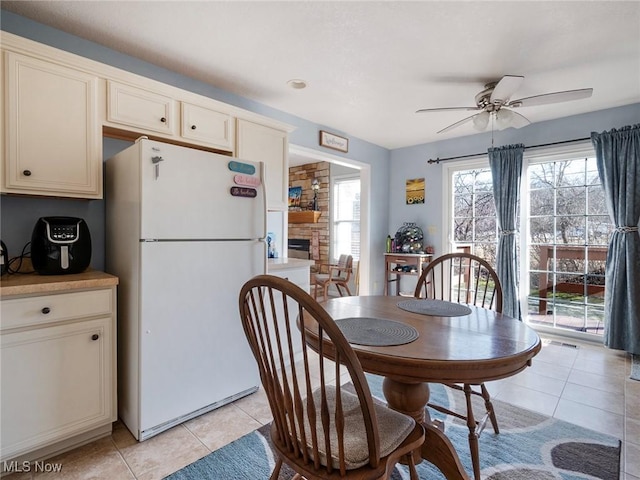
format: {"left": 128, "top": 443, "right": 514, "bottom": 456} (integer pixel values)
{"left": 0, "top": 270, "right": 119, "bottom": 297}
{"left": 267, "top": 257, "right": 315, "bottom": 272}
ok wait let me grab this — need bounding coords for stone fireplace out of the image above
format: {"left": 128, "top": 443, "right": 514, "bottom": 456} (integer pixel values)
{"left": 288, "top": 161, "right": 330, "bottom": 273}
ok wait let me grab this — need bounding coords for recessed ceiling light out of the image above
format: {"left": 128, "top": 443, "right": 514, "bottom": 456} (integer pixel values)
{"left": 287, "top": 79, "right": 307, "bottom": 89}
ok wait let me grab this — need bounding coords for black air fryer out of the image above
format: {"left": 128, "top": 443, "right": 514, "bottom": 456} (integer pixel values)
{"left": 31, "top": 217, "right": 92, "bottom": 275}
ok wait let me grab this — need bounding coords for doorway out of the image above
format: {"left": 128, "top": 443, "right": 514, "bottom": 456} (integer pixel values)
{"left": 288, "top": 144, "right": 371, "bottom": 295}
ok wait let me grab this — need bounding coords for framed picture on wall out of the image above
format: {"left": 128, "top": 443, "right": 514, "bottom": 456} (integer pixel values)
{"left": 406, "top": 178, "right": 425, "bottom": 204}
{"left": 319, "top": 130, "right": 349, "bottom": 153}
{"left": 288, "top": 186, "right": 303, "bottom": 209}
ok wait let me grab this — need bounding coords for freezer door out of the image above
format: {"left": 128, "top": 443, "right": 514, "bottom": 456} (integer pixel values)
{"left": 138, "top": 240, "right": 263, "bottom": 433}
{"left": 139, "top": 140, "right": 265, "bottom": 240}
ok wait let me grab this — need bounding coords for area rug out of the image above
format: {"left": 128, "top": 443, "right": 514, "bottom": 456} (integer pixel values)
{"left": 632, "top": 354, "right": 640, "bottom": 381}
{"left": 165, "top": 375, "right": 621, "bottom": 480}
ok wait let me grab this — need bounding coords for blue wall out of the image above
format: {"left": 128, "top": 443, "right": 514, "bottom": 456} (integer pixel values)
{"left": 389, "top": 103, "right": 640, "bottom": 257}
{"left": 0, "top": 11, "right": 390, "bottom": 284}
{"left": 1, "top": 10, "right": 638, "bottom": 293}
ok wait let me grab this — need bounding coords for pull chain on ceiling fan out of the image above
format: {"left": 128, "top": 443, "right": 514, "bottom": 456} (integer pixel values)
{"left": 416, "top": 75, "right": 593, "bottom": 134}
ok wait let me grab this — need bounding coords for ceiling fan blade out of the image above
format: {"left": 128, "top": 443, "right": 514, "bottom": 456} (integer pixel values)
{"left": 489, "top": 75, "right": 525, "bottom": 104}
{"left": 509, "top": 110, "right": 531, "bottom": 128}
{"left": 508, "top": 88, "right": 593, "bottom": 107}
{"left": 495, "top": 108, "right": 531, "bottom": 130}
{"left": 416, "top": 106, "right": 479, "bottom": 113}
{"left": 437, "top": 113, "right": 480, "bottom": 134}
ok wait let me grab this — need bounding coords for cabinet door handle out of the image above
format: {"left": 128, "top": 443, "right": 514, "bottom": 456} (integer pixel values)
{"left": 23, "top": 169, "right": 32, "bottom": 176}
{"left": 191, "top": 125, "right": 197, "bottom": 130}
{"left": 41, "top": 307, "right": 51, "bottom": 314}
{"left": 91, "top": 334, "right": 100, "bottom": 341}
{"left": 160, "top": 117, "right": 167, "bottom": 123}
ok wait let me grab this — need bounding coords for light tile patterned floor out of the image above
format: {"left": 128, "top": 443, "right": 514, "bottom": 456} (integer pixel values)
{"left": 3, "top": 335, "right": 638, "bottom": 479}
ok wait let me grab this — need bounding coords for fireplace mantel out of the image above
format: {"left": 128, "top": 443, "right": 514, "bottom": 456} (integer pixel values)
{"left": 288, "top": 211, "right": 321, "bottom": 224}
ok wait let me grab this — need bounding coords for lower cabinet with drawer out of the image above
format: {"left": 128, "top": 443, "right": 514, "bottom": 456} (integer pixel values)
{"left": 0, "top": 283, "right": 117, "bottom": 463}
{"left": 268, "top": 261, "right": 312, "bottom": 365}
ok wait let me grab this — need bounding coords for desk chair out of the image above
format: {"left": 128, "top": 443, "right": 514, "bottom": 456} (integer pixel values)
{"left": 414, "top": 252, "right": 503, "bottom": 480}
{"left": 239, "top": 275, "right": 424, "bottom": 480}
{"left": 312, "top": 254, "right": 353, "bottom": 302}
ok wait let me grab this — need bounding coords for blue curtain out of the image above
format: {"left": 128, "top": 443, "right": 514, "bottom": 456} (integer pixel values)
{"left": 489, "top": 144, "right": 524, "bottom": 319}
{"left": 591, "top": 124, "right": 640, "bottom": 355}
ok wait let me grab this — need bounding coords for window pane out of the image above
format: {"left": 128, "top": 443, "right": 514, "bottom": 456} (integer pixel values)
{"left": 474, "top": 170, "right": 493, "bottom": 191}
{"left": 588, "top": 217, "right": 614, "bottom": 245}
{"left": 530, "top": 217, "right": 554, "bottom": 244}
{"left": 529, "top": 163, "right": 555, "bottom": 188}
{"left": 334, "top": 179, "right": 360, "bottom": 221}
{"left": 475, "top": 193, "right": 496, "bottom": 216}
{"left": 587, "top": 186, "right": 608, "bottom": 215}
{"left": 475, "top": 218, "right": 496, "bottom": 241}
{"left": 556, "top": 159, "right": 585, "bottom": 187}
{"left": 454, "top": 194, "right": 473, "bottom": 217}
{"left": 556, "top": 187, "right": 586, "bottom": 214}
{"left": 586, "top": 158, "right": 600, "bottom": 185}
{"left": 530, "top": 188, "right": 554, "bottom": 216}
{"left": 555, "top": 216, "right": 585, "bottom": 244}
{"left": 332, "top": 177, "right": 360, "bottom": 261}
{"left": 454, "top": 218, "right": 473, "bottom": 242}
{"left": 453, "top": 171, "right": 474, "bottom": 195}
{"left": 473, "top": 243, "right": 497, "bottom": 265}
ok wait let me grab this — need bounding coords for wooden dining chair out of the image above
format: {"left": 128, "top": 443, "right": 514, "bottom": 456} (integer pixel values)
{"left": 414, "top": 252, "right": 503, "bottom": 480}
{"left": 312, "top": 254, "right": 353, "bottom": 302}
{"left": 239, "top": 274, "right": 424, "bottom": 480}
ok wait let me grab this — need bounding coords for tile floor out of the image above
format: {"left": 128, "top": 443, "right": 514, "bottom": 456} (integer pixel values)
{"left": 3, "top": 335, "right": 638, "bottom": 480}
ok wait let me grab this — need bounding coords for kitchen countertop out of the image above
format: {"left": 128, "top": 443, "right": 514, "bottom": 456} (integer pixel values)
{"left": 267, "top": 257, "right": 315, "bottom": 272}
{"left": 0, "top": 270, "right": 119, "bottom": 297}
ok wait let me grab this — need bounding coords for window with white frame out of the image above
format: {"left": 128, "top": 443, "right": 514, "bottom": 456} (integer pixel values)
{"left": 331, "top": 176, "right": 360, "bottom": 262}
{"left": 445, "top": 143, "right": 614, "bottom": 339}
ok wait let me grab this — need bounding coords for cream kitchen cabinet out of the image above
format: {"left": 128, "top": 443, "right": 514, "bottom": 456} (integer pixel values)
{"left": 0, "top": 273, "right": 118, "bottom": 463}
{"left": 236, "top": 119, "right": 288, "bottom": 210}
{"left": 107, "top": 80, "right": 176, "bottom": 136}
{"left": 2, "top": 51, "right": 102, "bottom": 199}
{"left": 181, "top": 102, "right": 234, "bottom": 151}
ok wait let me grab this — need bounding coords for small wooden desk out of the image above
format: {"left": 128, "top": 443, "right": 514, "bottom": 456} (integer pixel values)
{"left": 303, "top": 295, "right": 541, "bottom": 480}
{"left": 384, "top": 253, "right": 432, "bottom": 295}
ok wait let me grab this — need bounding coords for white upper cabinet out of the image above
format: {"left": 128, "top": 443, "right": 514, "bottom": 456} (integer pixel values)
{"left": 236, "top": 119, "right": 288, "bottom": 211}
{"left": 2, "top": 51, "right": 102, "bottom": 198}
{"left": 107, "top": 80, "right": 176, "bottom": 135}
{"left": 181, "top": 102, "right": 234, "bottom": 151}
{"left": 1, "top": 32, "right": 293, "bottom": 201}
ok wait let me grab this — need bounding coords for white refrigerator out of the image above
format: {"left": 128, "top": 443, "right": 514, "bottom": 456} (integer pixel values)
{"left": 106, "top": 138, "right": 264, "bottom": 441}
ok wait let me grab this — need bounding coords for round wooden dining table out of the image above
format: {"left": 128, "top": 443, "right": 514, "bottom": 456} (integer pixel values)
{"left": 302, "top": 295, "right": 542, "bottom": 480}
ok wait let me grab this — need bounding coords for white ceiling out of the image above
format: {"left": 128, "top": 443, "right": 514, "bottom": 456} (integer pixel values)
{"left": 3, "top": 1, "right": 639, "bottom": 150}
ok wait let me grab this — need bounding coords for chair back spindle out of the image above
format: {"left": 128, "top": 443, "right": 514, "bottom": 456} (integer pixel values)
{"left": 415, "top": 252, "right": 503, "bottom": 313}
{"left": 240, "top": 275, "right": 386, "bottom": 476}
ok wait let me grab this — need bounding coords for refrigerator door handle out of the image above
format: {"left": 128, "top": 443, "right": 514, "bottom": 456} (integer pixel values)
{"left": 151, "top": 156, "right": 164, "bottom": 180}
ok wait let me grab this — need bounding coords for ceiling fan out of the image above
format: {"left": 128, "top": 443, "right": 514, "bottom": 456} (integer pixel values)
{"left": 416, "top": 75, "right": 593, "bottom": 134}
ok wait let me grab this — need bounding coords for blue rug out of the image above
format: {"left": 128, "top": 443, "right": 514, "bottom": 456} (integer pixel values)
{"left": 165, "top": 375, "right": 621, "bottom": 480}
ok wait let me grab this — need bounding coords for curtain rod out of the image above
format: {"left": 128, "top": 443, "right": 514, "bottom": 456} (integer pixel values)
{"left": 427, "top": 137, "right": 592, "bottom": 164}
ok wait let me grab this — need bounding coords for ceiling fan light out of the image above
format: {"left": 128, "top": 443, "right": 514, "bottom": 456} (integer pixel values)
{"left": 472, "top": 111, "right": 490, "bottom": 131}
{"left": 495, "top": 109, "right": 514, "bottom": 130}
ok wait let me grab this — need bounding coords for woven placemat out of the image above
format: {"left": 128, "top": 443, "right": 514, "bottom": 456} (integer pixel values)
{"left": 397, "top": 299, "right": 472, "bottom": 317}
{"left": 335, "top": 317, "right": 419, "bottom": 346}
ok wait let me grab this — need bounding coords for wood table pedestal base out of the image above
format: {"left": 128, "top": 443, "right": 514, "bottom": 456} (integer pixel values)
{"left": 383, "top": 377, "right": 470, "bottom": 480}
